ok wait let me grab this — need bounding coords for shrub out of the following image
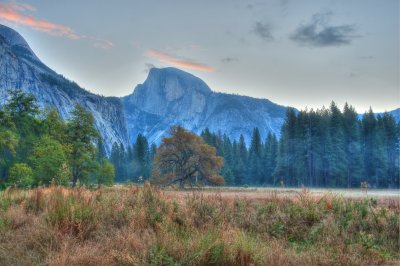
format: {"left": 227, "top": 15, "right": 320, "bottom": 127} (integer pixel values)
{"left": 8, "top": 163, "right": 33, "bottom": 188}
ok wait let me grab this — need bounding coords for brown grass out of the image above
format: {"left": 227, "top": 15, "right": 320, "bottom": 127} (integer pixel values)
{"left": 0, "top": 185, "right": 398, "bottom": 265}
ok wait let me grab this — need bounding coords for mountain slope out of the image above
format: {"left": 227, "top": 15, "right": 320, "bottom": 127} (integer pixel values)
{"left": 0, "top": 25, "right": 129, "bottom": 154}
{"left": 122, "top": 67, "right": 288, "bottom": 145}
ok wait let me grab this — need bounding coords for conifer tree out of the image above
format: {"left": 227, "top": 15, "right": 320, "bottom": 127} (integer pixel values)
{"left": 342, "top": 103, "right": 363, "bottom": 187}
{"left": 248, "top": 128, "right": 263, "bottom": 184}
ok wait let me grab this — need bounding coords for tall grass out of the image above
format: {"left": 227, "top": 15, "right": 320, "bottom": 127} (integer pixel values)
{"left": 0, "top": 185, "right": 398, "bottom": 265}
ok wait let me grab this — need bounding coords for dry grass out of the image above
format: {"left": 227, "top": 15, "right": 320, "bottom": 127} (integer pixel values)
{"left": 0, "top": 184, "right": 398, "bottom": 265}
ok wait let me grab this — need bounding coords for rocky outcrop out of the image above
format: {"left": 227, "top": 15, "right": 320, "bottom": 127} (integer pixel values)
{"left": 0, "top": 25, "right": 129, "bottom": 154}
{"left": 122, "top": 67, "right": 288, "bottom": 145}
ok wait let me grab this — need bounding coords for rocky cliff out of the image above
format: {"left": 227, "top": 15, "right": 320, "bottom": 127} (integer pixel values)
{"left": 0, "top": 25, "right": 129, "bottom": 154}
{"left": 122, "top": 67, "right": 288, "bottom": 145}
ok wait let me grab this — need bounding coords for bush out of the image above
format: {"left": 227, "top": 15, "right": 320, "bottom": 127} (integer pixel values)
{"left": 8, "top": 163, "right": 33, "bottom": 188}
{"left": 96, "top": 159, "right": 115, "bottom": 186}
{"left": 29, "top": 137, "right": 70, "bottom": 186}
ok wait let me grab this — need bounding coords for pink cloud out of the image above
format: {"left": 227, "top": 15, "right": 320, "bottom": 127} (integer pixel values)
{"left": 0, "top": 2, "right": 79, "bottom": 39}
{"left": 0, "top": 2, "right": 113, "bottom": 49}
{"left": 146, "top": 49, "right": 215, "bottom": 73}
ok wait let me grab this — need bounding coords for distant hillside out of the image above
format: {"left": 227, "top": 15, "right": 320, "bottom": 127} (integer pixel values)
{"left": 122, "top": 67, "right": 289, "bottom": 145}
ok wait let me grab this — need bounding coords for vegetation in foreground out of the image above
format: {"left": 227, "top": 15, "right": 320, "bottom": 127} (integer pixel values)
{"left": 0, "top": 185, "right": 398, "bottom": 265}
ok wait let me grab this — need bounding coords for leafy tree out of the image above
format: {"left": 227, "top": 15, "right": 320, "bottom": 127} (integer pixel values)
{"left": 6, "top": 90, "right": 41, "bottom": 162}
{"left": 67, "top": 104, "right": 100, "bottom": 186}
{"left": 96, "top": 159, "right": 115, "bottom": 186}
{"left": 8, "top": 163, "right": 33, "bottom": 188}
{"left": 29, "top": 136, "right": 70, "bottom": 186}
{"left": 42, "top": 107, "right": 67, "bottom": 143}
{"left": 5, "top": 89, "right": 39, "bottom": 121}
{"left": 152, "top": 126, "right": 224, "bottom": 188}
{"left": 0, "top": 128, "right": 18, "bottom": 168}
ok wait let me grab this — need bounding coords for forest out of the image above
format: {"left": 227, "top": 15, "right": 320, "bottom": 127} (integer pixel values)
{"left": 0, "top": 90, "right": 114, "bottom": 188}
{"left": 111, "top": 102, "right": 399, "bottom": 188}
{"left": 1, "top": 90, "right": 399, "bottom": 189}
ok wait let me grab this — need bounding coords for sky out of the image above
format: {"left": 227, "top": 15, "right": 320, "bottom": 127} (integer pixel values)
{"left": 0, "top": 0, "right": 398, "bottom": 112}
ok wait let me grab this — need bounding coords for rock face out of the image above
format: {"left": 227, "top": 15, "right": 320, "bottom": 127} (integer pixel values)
{"left": 0, "top": 25, "right": 291, "bottom": 150}
{"left": 122, "top": 67, "right": 289, "bottom": 145}
{"left": 0, "top": 25, "right": 129, "bottom": 154}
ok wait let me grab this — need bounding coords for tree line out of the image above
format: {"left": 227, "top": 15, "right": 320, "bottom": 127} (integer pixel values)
{"left": 1, "top": 90, "right": 398, "bottom": 189}
{"left": 109, "top": 135, "right": 156, "bottom": 183}
{"left": 201, "top": 102, "right": 399, "bottom": 188}
{"left": 0, "top": 90, "right": 115, "bottom": 188}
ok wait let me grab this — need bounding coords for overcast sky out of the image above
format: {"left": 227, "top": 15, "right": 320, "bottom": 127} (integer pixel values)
{"left": 0, "top": 0, "right": 398, "bottom": 112}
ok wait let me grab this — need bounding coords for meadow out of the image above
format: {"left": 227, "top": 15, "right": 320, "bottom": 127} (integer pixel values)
{"left": 0, "top": 185, "right": 398, "bottom": 266}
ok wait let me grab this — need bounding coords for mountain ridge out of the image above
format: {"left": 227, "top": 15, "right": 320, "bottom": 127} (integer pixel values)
{"left": 0, "top": 24, "right": 398, "bottom": 152}
{"left": 122, "top": 67, "right": 289, "bottom": 145}
{"left": 0, "top": 25, "right": 130, "bottom": 154}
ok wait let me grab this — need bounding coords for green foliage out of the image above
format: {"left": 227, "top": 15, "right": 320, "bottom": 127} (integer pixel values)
{"left": 67, "top": 104, "right": 100, "bottom": 186}
{"left": 149, "top": 246, "right": 177, "bottom": 266}
{"left": 96, "top": 159, "right": 115, "bottom": 186}
{"left": 110, "top": 133, "right": 155, "bottom": 182}
{"left": 275, "top": 102, "right": 400, "bottom": 187}
{"left": 29, "top": 136, "right": 70, "bottom": 186}
{"left": 0, "top": 129, "right": 18, "bottom": 166}
{"left": 0, "top": 90, "right": 114, "bottom": 188}
{"left": 8, "top": 163, "right": 33, "bottom": 188}
{"left": 201, "top": 102, "right": 399, "bottom": 188}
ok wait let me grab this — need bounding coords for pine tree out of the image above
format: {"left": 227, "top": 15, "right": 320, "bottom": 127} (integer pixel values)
{"left": 380, "top": 113, "right": 399, "bottom": 187}
{"left": 263, "top": 132, "right": 278, "bottom": 185}
{"left": 235, "top": 134, "right": 248, "bottom": 185}
{"left": 248, "top": 128, "right": 263, "bottom": 185}
{"left": 135, "top": 134, "right": 150, "bottom": 179}
{"left": 275, "top": 108, "right": 297, "bottom": 186}
{"left": 342, "top": 103, "right": 364, "bottom": 187}
{"left": 362, "top": 108, "right": 378, "bottom": 186}
{"left": 221, "top": 134, "right": 234, "bottom": 185}
{"left": 328, "top": 102, "right": 347, "bottom": 187}
{"left": 110, "top": 142, "right": 123, "bottom": 181}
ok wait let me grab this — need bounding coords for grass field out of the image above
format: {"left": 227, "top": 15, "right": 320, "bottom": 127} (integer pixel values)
{"left": 0, "top": 185, "right": 399, "bottom": 265}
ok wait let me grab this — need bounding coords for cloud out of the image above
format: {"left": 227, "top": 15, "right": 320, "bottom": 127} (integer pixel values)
{"left": 221, "top": 57, "right": 238, "bottom": 63}
{"left": 145, "top": 49, "right": 215, "bottom": 73}
{"left": 0, "top": 2, "right": 79, "bottom": 39}
{"left": 0, "top": 2, "right": 113, "bottom": 49}
{"left": 253, "top": 21, "right": 273, "bottom": 41}
{"left": 90, "top": 37, "right": 114, "bottom": 49}
{"left": 290, "top": 11, "right": 359, "bottom": 47}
